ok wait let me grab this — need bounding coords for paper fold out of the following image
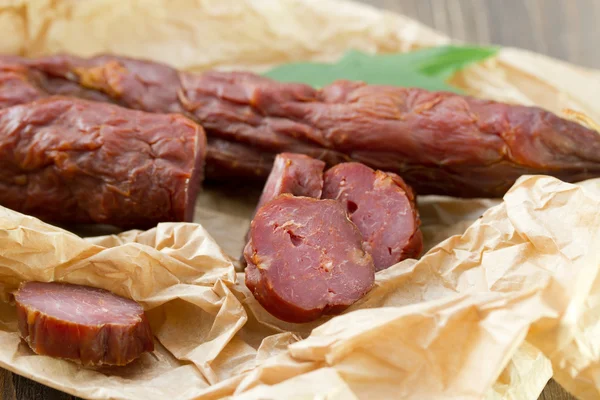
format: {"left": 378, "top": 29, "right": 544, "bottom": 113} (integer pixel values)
{"left": 2, "top": 175, "right": 599, "bottom": 399}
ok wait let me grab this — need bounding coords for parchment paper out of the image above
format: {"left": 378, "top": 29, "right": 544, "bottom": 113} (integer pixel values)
{"left": 1, "top": 175, "right": 597, "bottom": 400}
{"left": 1, "top": 0, "right": 600, "bottom": 399}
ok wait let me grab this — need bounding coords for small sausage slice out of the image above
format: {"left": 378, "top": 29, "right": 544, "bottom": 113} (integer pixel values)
{"left": 14, "top": 281, "right": 154, "bottom": 366}
{"left": 255, "top": 152, "right": 326, "bottom": 212}
{"left": 322, "top": 163, "right": 423, "bottom": 271}
{"left": 245, "top": 195, "right": 375, "bottom": 323}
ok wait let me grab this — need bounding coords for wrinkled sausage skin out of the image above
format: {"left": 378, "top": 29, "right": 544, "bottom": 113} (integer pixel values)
{"left": 4, "top": 54, "right": 600, "bottom": 198}
{"left": 0, "top": 97, "right": 206, "bottom": 228}
{"left": 245, "top": 195, "right": 375, "bottom": 323}
{"left": 322, "top": 163, "right": 423, "bottom": 271}
{"left": 14, "top": 282, "right": 154, "bottom": 366}
{"left": 0, "top": 65, "right": 45, "bottom": 108}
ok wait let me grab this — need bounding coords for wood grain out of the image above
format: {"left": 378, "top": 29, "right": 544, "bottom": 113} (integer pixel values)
{"left": 539, "top": 380, "right": 578, "bottom": 400}
{"left": 0, "top": 0, "right": 594, "bottom": 399}
{"left": 364, "top": 0, "right": 600, "bottom": 69}
{"left": 0, "top": 368, "right": 16, "bottom": 400}
{"left": 10, "top": 374, "right": 75, "bottom": 400}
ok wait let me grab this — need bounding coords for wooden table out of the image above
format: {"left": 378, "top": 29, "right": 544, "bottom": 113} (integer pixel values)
{"left": 1, "top": 1, "right": 596, "bottom": 399}
{"left": 362, "top": 0, "right": 600, "bottom": 69}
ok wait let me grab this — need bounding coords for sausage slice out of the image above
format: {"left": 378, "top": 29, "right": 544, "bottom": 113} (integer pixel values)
{"left": 14, "top": 281, "right": 154, "bottom": 366}
{"left": 242, "top": 152, "right": 326, "bottom": 258}
{"left": 244, "top": 195, "right": 375, "bottom": 323}
{"left": 255, "top": 152, "right": 326, "bottom": 212}
{"left": 322, "top": 162, "right": 423, "bottom": 271}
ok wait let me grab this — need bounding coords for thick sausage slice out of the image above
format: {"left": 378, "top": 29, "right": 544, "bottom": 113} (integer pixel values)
{"left": 255, "top": 152, "right": 326, "bottom": 212}
{"left": 244, "top": 195, "right": 375, "bottom": 323}
{"left": 242, "top": 152, "right": 326, "bottom": 260}
{"left": 14, "top": 281, "right": 154, "bottom": 366}
{"left": 322, "top": 163, "right": 423, "bottom": 271}
{"left": 0, "top": 97, "right": 205, "bottom": 228}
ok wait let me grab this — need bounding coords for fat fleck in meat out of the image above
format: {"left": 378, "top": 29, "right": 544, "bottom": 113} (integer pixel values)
{"left": 322, "top": 162, "right": 423, "bottom": 271}
{"left": 4, "top": 54, "right": 600, "bottom": 198}
{"left": 0, "top": 96, "right": 205, "bottom": 228}
{"left": 14, "top": 281, "right": 154, "bottom": 366}
{"left": 245, "top": 195, "right": 375, "bottom": 323}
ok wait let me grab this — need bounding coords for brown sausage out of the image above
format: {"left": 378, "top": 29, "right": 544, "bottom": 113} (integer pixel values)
{"left": 0, "top": 97, "right": 205, "bottom": 228}
{"left": 255, "top": 152, "right": 326, "bottom": 214}
{"left": 14, "top": 281, "right": 154, "bottom": 366}
{"left": 7, "top": 54, "right": 600, "bottom": 198}
{"left": 241, "top": 152, "right": 326, "bottom": 264}
{"left": 322, "top": 163, "right": 423, "bottom": 271}
{"left": 244, "top": 195, "right": 375, "bottom": 323}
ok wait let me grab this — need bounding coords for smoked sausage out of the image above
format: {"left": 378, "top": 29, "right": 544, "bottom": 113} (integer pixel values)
{"left": 322, "top": 163, "right": 423, "bottom": 271}
{"left": 4, "top": 53, "right": 600, "bottom": 198}
{"left": 254, "top": 152, "right": 326, "bottom": 214}
{"left": 244, "top": 195, "right": 375, "bottom": 323}
{"left": 0, "top": 65, "right": 44, "bottom": 108}
{"left": 14, "top": 281, "right": 154, "bottom": 366}
{"left": 241, "top": 152, "right": 326, "bottom": 266}
{"left": 0, "top": 97, "right": 205, "bottom": 228}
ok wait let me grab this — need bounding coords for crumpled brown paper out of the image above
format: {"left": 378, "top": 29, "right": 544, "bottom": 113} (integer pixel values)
{"left": 1, "top": 175, "right": 598, "bottom": 399}
{"left": 1, "top": 0, "right": 600, "bottom": 399}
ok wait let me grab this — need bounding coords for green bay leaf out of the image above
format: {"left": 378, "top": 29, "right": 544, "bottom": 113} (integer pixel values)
{"left": 262, "top": 45, "right": 499, "bottom": 92}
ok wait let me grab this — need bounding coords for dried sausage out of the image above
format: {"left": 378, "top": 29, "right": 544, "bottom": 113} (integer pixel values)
{"left": 241, "top": 152, "right": 325, "bottom": 264}
{"left": 241, "top": 152, "right": 325, "bottom": 266}
{"left": 14, "top": 281, "right": 154, "bottom": 366}
{"left": 322, "top": 163, "right": 423, "bottom": 271}
{"left": 244, "top": 195, "right": 375, "bottom": 323}
{"left": 205, "top": 137, "right": 275, "bottom": 180}
{"left": 0, "top": 97, "right": 205, "bottom": 228}
{"left": 6, "top": 54, "right": 600, "bottom": 198}
{"left": 255, "top": 152, "right": 325, "bottom": 213}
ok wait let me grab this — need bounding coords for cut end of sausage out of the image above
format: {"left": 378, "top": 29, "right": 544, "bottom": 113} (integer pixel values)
{"left": 244, "top": 195, "right": 375, "bottom": 323}
{"left": 323, "top": 162, "right": 423, "bottom": 271}
{"left": 14, "top": 281, "right": 154, "bottom": 366}
{"left": 255, "top": 152, "right": 326, "bottom": 212}
{"left": 243, "top": 152, "right": 326, "bottom": 249}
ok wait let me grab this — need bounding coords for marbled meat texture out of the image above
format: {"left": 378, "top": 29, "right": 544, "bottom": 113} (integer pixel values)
{"left": 254, "top": 152, "right": 326, "bottom": 215}
{"left": 323, "top": 162, "right": 423, "bottom": 271}
{"left": 14, "top": 281, "right": 154, "bottom": 366}
{"left": 244, "top": 195, "right": 375, "bottom": 323}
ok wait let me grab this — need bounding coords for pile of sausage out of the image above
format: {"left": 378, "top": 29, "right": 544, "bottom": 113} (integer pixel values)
{"left": 14, "top": 281, "right": 154, "bottom": 366}
{"left": 2, "top": 52, "right": 600, "bottom": 363}
{"left": 244, "top": 153, "right": 422, "bottom": 322}
{"left": 0, "top": 64, "right": 205, "bottom": 228}
{"left": 0, "top": 54, "right": 599, "bottom": 229}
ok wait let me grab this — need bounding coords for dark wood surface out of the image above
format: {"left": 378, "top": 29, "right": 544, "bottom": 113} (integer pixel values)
{"left": 363, "top": 0, "right": 600, "bottom": 69}
{"left": 1, "top": 0, "right": 594, "bottom": 399}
